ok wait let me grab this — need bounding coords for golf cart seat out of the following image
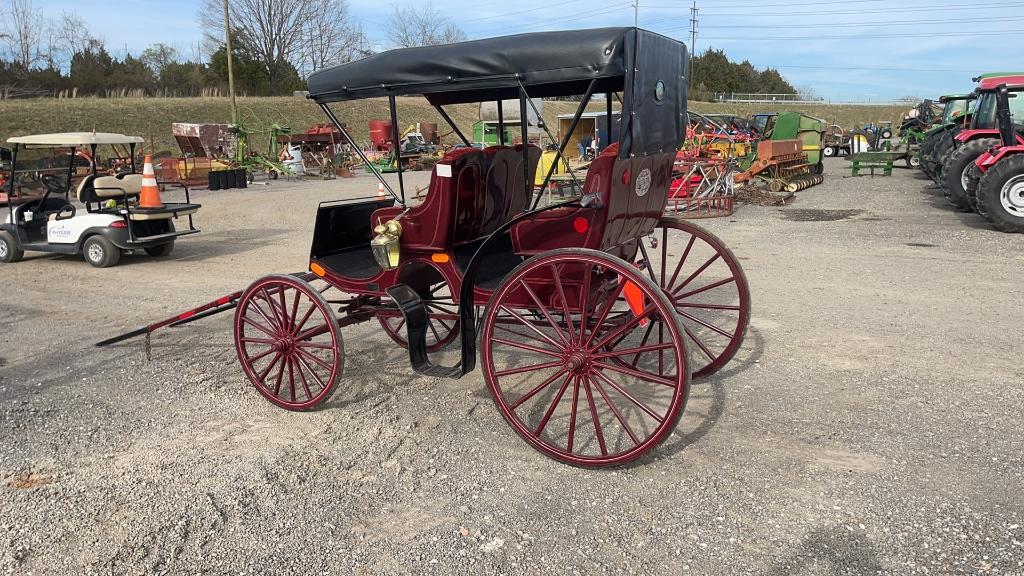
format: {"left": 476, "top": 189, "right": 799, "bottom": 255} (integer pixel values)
{"left": 94, "top": 174, "right": 143, "bottom": 198}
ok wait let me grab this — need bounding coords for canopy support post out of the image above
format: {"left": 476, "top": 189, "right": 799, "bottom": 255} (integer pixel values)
{"left": 519, "top": 88, "right": 531, "bottom": 201}
{"left": 319, "top": 102, "right": 403, "bottom": 206}
{"left": 126, "top": 143, "right": 134, "bottom": 174}
{"left": 6, "top": 144, "right": 16, "bottom": 225}
{"left": 497, "top": 100, "right": 505, "bottom": 146}
{"left": 388, "top": 95, "right": 406, "bottom": 204}
{"left": 433, "top": 104, "right": 471, "bottom": 147}
{"left": 606, "top": 93, "right": 613, "bottom": 150}
{"left": 521, "top": 78, "right": 597, "bottom": 209}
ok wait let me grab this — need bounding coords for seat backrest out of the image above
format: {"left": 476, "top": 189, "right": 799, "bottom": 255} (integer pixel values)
{"left": 510, "top": 144, "right": 541, "bottom": 217}
{"left": 386, "top": 147, "right": 484, "bottom": 251}
{"left": 76, "top": 174, "right": 97, "bottom": 204}
{"left": 92, "top": 174, "right": 142, "bottom": 199}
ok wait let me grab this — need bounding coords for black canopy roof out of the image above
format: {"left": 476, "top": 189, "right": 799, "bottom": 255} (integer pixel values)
{"left": 309, "top": 27, "right": 649, "bottom": 105}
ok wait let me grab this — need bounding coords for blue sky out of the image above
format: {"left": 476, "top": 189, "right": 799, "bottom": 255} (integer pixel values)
{"left": 42, "top": 0, "right": 1024, "bottom": 100}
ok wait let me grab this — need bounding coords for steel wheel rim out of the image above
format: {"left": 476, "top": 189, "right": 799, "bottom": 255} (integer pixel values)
{"left": 0, "top": 240, "right": 7, "bottom": 258}
{"left": 234, "top": 276, "right": 342, "bottom": 410}
{"left": 638, "top": 218, "right": 751, "bottom": 379}
{"left": 87, "top": 243, "right": 103, "bottom": 262}
{"left": 961, "top": 163, "right": 973, "bottom": 192}
{"left": 482, "top": 250, "right": 689, "bottom": 467}
{"left": 1000, "top": 175, "right": 1024, "bottom": 215}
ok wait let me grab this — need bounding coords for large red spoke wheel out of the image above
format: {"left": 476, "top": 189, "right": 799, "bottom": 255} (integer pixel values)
{"left": 481, "top": 248, "right": 690, "bottom": 468}
{"left": 379, "top": 278, "right": 460, "bottom": 352}
{"left": 637, "top": 217, "right": 751, "bottom": 379}
{"left": 234, "top": 275, "right": 343, "bottom": 411}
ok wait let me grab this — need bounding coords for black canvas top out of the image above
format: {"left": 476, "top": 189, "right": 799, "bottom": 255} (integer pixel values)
{"left": 308, "top": 27, "right": 687, "bottom": 158}
{"left": 308, "top": 27, "right": 640, "bottom": 105}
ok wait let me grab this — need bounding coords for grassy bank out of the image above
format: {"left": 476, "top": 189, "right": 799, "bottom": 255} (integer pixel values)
{"left": 0, "top": 96, "right": 909, "bottom": 155}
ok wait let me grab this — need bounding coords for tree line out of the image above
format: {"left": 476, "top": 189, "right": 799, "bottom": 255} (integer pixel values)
{"left": 689, "top": 49, "right": 797, "bottom": 101}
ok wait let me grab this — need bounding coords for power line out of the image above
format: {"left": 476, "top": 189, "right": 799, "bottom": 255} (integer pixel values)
{"left": 699, "top": 1, "right": 1024, "bottom": 17}
{"left": 692, "top": 30, "right": 1020, "bottom": 41}
{"left": 457, "top": 0, "right": 584, "bottom": 24}
{"left": 700, "top": 15, "right": 1024, "bottom": 29}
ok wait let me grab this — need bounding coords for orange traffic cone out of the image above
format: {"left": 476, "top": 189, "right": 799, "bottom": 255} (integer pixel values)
{"left": 139, "top": 155, "right": 164, "bottom": 209}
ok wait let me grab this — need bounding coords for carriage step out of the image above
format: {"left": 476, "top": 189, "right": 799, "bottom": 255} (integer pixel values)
{"left": 385, "top": 284, "right": 463, "bottom": 379}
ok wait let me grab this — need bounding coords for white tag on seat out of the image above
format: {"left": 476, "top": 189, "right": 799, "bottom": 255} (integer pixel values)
{"left": 436, "top": 163, "right": 452, "bottom": 178}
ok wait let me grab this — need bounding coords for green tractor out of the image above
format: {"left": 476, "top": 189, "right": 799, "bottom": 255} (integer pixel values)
{"left": 918, "top": 93, "right": 974, "bottom": 180}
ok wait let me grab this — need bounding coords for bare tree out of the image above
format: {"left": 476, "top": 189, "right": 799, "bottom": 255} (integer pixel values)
{"left": 200, "top": 0, "right": 363, "bottom": 87}
{"left": 297, "top": 0, "right": 371, "bottom": 76}
{"left": 387, "top": 3, "right": 466, "bottom": 48}
{"left": 3, "top": 0, "right": 45, "bottom": 70}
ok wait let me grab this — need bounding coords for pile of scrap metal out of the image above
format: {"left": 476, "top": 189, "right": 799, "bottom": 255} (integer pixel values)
{"left": 277, "top": 123, "right": 354, "bottom": 179}
{"left": 666, "top": 112, "right": 741, "bottom": 218}
{"left": 165, "top": 122, "right": 290, "bottom": 186}
{"left": 734, "top": 112, "right": 825, "bottom": 196}
{"left": 365, "top": 120, "right": 441, "bottom": 173}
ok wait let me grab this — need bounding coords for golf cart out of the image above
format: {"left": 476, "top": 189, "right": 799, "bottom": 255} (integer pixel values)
{"left": 0, "top": 132, "right": 200, "bottom": 267}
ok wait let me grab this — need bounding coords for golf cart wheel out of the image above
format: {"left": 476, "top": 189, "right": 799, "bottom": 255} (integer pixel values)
{"left": 942, "top": 138, "right": 998, "bottom": 211}
{"left": 480, "top": 248, "right": 690, "bottom": 468}
{"left": 144, "top": 242, "right": 175, "bottom": 257}
{"left": 976, "top": 154, "right": 1024, "bottom": 233}
{"left": 822, "top": 146, "right": 835, "bottom": 157}
{"left": 82, "top": 235, "right": 121, "bottom": 268}
{"left": 637, "top": 217, "right": 751, "bottom": 379}
{"left": 234, "top": 274, "right": 343, "bottom": 410}
{"left": 0, "top": 230, "right": 23, "bottom": 263}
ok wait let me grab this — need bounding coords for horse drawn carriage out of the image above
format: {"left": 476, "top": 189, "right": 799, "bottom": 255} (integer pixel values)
{"left": 100, "top": 28, "right": 751, "bottom": 467}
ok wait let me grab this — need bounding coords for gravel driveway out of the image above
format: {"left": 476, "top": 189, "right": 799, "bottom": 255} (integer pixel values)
{"left": 2, "top": 159, "right": 1022, "bottom": 574}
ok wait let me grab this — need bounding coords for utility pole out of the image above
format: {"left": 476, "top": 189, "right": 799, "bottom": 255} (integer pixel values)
{"left": 223, "top": 0, "right": 238, "bottom": 124}
{"left": 688, "top": 1, "right": 698, "bottom": 90}
{"left": 631, "top": 1, "right": 639, "bottom": 27}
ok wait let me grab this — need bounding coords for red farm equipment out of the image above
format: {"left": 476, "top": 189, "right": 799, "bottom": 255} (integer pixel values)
{"left": 939, "top": 73, "right": 1024, "bottom": 211}
{"left": 966, "top": 84, "right": 1024, "bottom": 232}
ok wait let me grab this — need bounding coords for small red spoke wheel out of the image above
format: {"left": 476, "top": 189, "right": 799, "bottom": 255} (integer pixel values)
{"left": 637, "top": 216, "right": 751, "bottom": 379}
{"left": 482, "top": 248, "right": 690, "bottom": 467}
{"left": 379, "top": 277, "right": 460, "bottom": 352}
{"left": 234, "top": 274, "right": 343, "bottom": 411}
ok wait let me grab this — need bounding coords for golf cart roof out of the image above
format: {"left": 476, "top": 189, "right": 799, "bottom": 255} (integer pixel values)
{"left": 7, "top": 132, "right": 145, "bottom": 146}
{"left": 307, "top": 27, "right": 683, "bottom": 106}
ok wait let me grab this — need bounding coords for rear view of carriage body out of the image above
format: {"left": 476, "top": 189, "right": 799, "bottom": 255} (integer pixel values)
{"left": 234, "top": 28, "right": 751, "bottom": 467}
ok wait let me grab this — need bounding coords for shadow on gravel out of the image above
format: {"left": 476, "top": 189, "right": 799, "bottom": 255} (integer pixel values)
{"left": 921, "top": 195, "right": 993, "bottom": 231}
{"left": 640, "top": 326, "right": 766, "bottom": 466}
{"left": 161, "top": 228, "right": 292, "bottom": 261}
{"left": 765, "top": 524, "right": 885, "bottom": 575}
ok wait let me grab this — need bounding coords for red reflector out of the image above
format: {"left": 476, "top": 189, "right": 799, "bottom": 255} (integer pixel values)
{"left": 109, "top": 220, "right": 128, "bottom": 228}
{"left": 573, "top": 216, "right": 589, "bottom": 233}
{"left": 621, "top": 169, "right": 631, "bottom": 185}
{"left": 179, "top": 311, "right": 196, "bottom": 320}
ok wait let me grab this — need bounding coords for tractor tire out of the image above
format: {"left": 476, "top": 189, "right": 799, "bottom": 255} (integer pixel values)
{"left": 925, "top": 133, "right": 955, "bottom": 182}
{"left": 964, "top": 163, "right": 984, "bottom": 212}
{"left": 823, "top": 146, "right": 836, "bottom": 157}
{"left": 976, "top": 154, "right": 1024, "bottom": 233}
{"left": 0, "top": 230, "right": 23, "bottom": 263}
{"left": 82, "top": 235, "right": 121, "bottom": 268}
{"left": 941, "top": 138, "right": 998, "bottom": 211}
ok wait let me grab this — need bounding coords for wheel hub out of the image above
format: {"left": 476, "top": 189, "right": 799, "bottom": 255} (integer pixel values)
{"left": 1001, "top": 175, "right": 1024, "bottom": 214}
{"left": 88, "top": 244, "right": 103, "bottom": 262}
{"left": 564, "top": 349, "right": 591, "bottom": 374}
{"left": 0, "top": 242, "right": 7, "bottom": 258}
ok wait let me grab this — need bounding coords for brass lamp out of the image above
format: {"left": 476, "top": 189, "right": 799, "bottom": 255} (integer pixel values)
{"left": 370, "top": 219, "right": 402, "bottom": 270}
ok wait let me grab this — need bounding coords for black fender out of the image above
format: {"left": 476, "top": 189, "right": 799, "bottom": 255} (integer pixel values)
{"left": 77, "top": 226, "right": 131, "bottom": 253}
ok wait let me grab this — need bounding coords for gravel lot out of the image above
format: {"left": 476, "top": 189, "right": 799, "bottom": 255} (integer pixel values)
{"left": 2, "top": 159, "right": 1022, "bottom": 575}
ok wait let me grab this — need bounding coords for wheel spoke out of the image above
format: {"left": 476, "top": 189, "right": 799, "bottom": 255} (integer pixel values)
{"left": 293, "top": 304, "right": 318, "bottom": 335}
{"left": 498, "top": 305, "right": 565, "bottom": 350}
{"left": 294, "top": 357, "right": 314, "bottom": 400}
{"left": 675, "top": 276, "right": 736, "bottom": 300}
{"left": 260, "top": 288, "right": 287, "bottom": 329}
{"left": 248, "top": 300, "right": 280, "bottom": 332}
{"left": 590, "top": 369, "right": 665, "bottom": 424}
{"left": 666, "top": 234, "right": 697, "bottom": 289}
{"left": 589, "top": 303, "right": 656, "bottom": 352}
{"left": 493, "top": 322, "right": 561, "bottom": 348}
{"left": 674, "top": 301, "right": 740, "bottom": 311}
{"left": 272, "top": 356, "right": 286, "bottom": 395}
{"left": 593, "top": 360, "right": 677, "bottom": 388}
{"left": 287, "top": 356, "right": 296, "bottom": 402}
{"left": 296, "top": 347, "right": 333, "bottom": 371}
{"left": 683, "top": 324, "right": 717, "bottom": 361}
{"left": 295, "top": 341, "right": 335, "bottom": 350}
{"left": 240, "top": 337, "right": 274, "bottom": 345}
{"left": 673, "top": 253, "right": 721, "bottom": 293}
{"left": 550, "top": 264, "right": 577, "bottom": 343}
{"left": 582, "top": 377, "right": 608, "bottom": 456}
{"left": 519, "top": 278, "right": 569, "bottom": 347}
{"left": 295, "top": 353, "right": 326, "bottom": 389}
{"left": 578, "top": 262, "right": 593, "bottom": 342}
{"left": 491, "top": 337, "right": 563, "bottom": 358}
{"left": 242, "top": 314, "right": 276, "bottom": 337}
{"left": 532, "top": 372, "right": 573, "bottom": 437}
{"left": 257, "top": 353, "right": 283, "bottom": 383}
{"left": 677, "top": 309, "right": 735, "bottom": 339}
{"left": 245, "top": 347, "right": 277, "bottom": 364}
{"left": 592, "top": 341, "right": 675, "bottom": 361}
{"left": 628, "top": 321, "right": 655, "bottom": 366}
{"left": 510, "top": 367, "right": 570, "bottom": 410}
{"left": 289, "top": 289, "right": 302, "bottom": 332}
{"left": 583, "top": 279, "right": 625, "bottom": 348}
{"left": 494, "top": 359, "right": 564, "bottom": 378}
{"left": 566, "top": 376, "right": 581, "bottom": 452}
{"left": 592, "top": 378, "right": 641, "bottom": 446}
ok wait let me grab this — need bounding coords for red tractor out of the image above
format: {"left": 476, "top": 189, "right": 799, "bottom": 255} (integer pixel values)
{"left": 967, "top": 84, "right": 1024, "bottom": 232}
{"left": 940, "top": 73, "right": 1024, "bottom": 211}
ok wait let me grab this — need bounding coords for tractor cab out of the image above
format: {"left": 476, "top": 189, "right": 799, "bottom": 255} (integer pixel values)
{"left": 0, "top": 133, "right": 201, "bottom": 267}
